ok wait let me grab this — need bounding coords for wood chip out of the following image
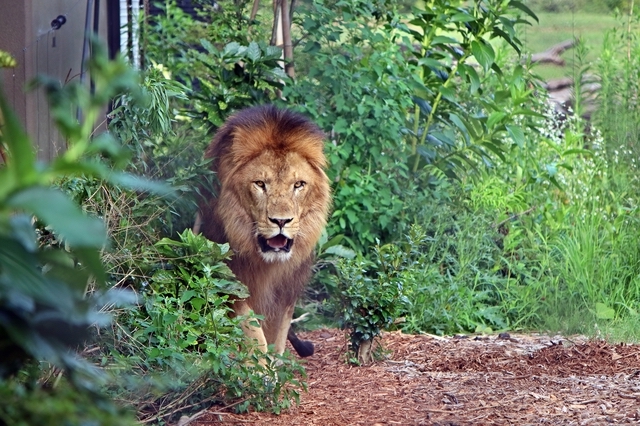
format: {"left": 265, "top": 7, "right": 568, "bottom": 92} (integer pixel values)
{"left": 193, "top": 329, "right": 640, "bottom": 425}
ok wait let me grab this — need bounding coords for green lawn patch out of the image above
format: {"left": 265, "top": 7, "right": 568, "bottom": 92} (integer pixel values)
{"left": 521, "top": 12, "right": 619, "bottom": 80}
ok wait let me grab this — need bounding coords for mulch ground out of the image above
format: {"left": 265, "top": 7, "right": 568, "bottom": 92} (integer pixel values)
{"left": 191, "top": 328, "right": 640, "bottom": 425}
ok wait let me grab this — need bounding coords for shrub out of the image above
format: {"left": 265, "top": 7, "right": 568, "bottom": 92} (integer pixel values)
{"left": 105, "top": 230, "right": 306, "bottom": 421}
{"left": 0, "top": 44, "right": 141, "bottom": 425}
{"left": 284, "top": 0, "right": 539, "bottom": 252}
{"left": 332, "top": 247, "right": 410, "bottom": 365}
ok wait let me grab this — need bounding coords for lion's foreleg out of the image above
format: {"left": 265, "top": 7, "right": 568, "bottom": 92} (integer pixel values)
{"left": 273, "top": 304, "right": 295, "bottom": 355}
{"left": 233, "top": 299, "right": 269, "bottom": 359}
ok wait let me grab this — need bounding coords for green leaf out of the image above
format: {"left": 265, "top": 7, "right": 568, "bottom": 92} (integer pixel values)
{"left": 482, "top": 140, "right": 506, "bottom": 161}
{"left": 6, "top": 186, "right": 107, "bottom": 248}
{"left": 491, "top": 27, "right": 521, "bottom": 55}
{"left": 38, "top": 249, "right": 93, "bottom": 292}
{"left": 449, "top": 113, "right": 477, "bottom": 140}
{"left": 265, "top": 45, "right": 283, "bottom": 59}
{"left": 439, "top": 86, "right": 456, "bottom": 102}
{"left": 506, "top": 125, "right": 525, "bottom": 147}
{"left": 325, "top": 245, "right": 357, "bottom": 259}
{"left": 75, "top": 247, "right": 107, "bottom": 285}
{"left": 0, "top": 85, "right": 37, "bottom": 185}
{"left": 431, "top": 35, "right": 459, "bottom": 46}
{"left": 459, "top": 64, "right": 480, "bottom": 93}
{"left": 9, "top": 214, "right": 38, "bottom": 252}
{"left": 413, "top": 97, "right": 432, "bottom": 116}
{"left": 487, "top": 111, "right": 507, "bottom": 129}
{"left": 450, "top": 13, "right": 475, "bottom": 23}
{"left": 181, "top": 289, "right": 197, "bottom": 303}
{"left": 190, "top": 297, "right": 206, "bottom": 310}
{"left": 214, "top": 279, "right": 250, "bottom": 299}
{"left": 0, "top": 237, "right": 76, "bottom": 311}
{"left": 303, "top": 41, "right": 321, "bottom": 55}
{"left": 107, "top": 172, "right": 174, "bottom": 196}
{"left": 246, "top": 42, "right": 261, "bottom": 62}
{"left": 595, "top": 302, "right": 615, "bottom": 320}
{"left": 222, "top": 41, "right": 241, "bottom": 56}
{"left": 510, "top": 1, "right": 539, "bottom": 23}
{"left": 471, "top": 40, "right": 495, "bottom": 72}
{"left": 417, "top": 57, "right": 443, "bottom": 69}
{"left": 562, "top": 148, "right": 592, "bottom": 157}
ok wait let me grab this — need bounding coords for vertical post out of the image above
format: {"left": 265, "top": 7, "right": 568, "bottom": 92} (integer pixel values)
{"left": 79, "top": 0, "right": 95, "bottom": 88}
{"left": 119, "top": 0, "right": 129, "bottom": 60}
{"left": 131, "top": 0, "right": 140, "bottom": 68}
{"left": 280, "top": 0, "right": 294, "bottom": 78}
{"left": 78, "top": 0, "right": 95, "bottom": 121}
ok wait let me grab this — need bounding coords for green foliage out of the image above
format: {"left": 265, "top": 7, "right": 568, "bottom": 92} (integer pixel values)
{"left": 109, "top": 64, "right": 188, "bottom": 149}
{"left": 0, "top": 41, "right": 140, "bottom": 424}
{"left": 403, "top": 0, "right": 539, "bottom": 177}
{"left": 323, "top": 0, "right": 640, "bottom": 341}
{"left": 397, "top": 220, "right": 516, "bottom": 336}
{"left": 108, "top": 230, "right": 305, "bottom": 421}
{"left": 0, "top": 378, "right": 134, "bottom": 426}
{"left": 331, "top": 241, "right": 410, "bottom": 364}
{"left": 135, "top": 229, "right": 249, "bottom": 363}
{"left": 285, "top": 0, "right": 539, "bottom": 252}
{"left": 525, "top": 0, "right": 630, "bottom": 13}
{"left": 145, "top": 0, "right": 284, "bottom": 128}
{"left": 105, "top": 63, "right": 211, "bottom": 241}
{"left": 0, "top": 50, "right": 16, "bottom": 68}
{"left": 190, "top": 40, "right": 288, "bottom": 127}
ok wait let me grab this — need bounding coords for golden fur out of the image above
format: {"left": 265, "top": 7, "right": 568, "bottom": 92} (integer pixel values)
{"left": 199, "top": 105, "right": 330, "bottom": 356}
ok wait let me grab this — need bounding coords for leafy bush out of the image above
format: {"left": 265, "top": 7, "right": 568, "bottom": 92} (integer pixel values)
{"left": 284, "top": 0, "right": 539, "bottom": 252}
{"left": 105, "top": 230, "right": 305, "bottom": 421}
{"left": 284, "top": 0, "right": 415, "bottom": 251}
{"left": 145, "top": 0, "right": 284, "bottom": 128}
{"left": 0, "top": 44, "right": 141, "bottom": 425}
{"left": 332, "top": 247, "right": 409, "bottom": 365}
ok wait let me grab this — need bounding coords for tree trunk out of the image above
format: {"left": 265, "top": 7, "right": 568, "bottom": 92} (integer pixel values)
{"left": 280, "top": 0, "right": 294, "bottom": 77}
{"left": 250, "top": 0, "right": 260, "bottom": 21}
{"left": 357, "top": 339, "right": 373, "bottom": 365}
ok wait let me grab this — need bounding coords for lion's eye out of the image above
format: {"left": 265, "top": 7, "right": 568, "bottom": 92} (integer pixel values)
{"left": 294, "top": 181, "right": 306, "bottom": 189}
{"left": 254, "top": 181, "right": 266, "bottom": 189}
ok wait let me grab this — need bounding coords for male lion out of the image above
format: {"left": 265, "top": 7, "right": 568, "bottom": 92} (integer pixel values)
{"left": 198, "top": 105, "right": 330, "bottom": 358}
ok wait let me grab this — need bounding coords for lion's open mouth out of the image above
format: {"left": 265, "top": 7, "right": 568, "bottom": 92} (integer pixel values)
{"left": 258, "top": 234, "right": 293, "bottom": 253}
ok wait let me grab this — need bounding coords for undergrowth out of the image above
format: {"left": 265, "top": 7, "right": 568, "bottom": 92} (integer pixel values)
{"left": 2, "top": 1, "right": 640, "bottom": 424}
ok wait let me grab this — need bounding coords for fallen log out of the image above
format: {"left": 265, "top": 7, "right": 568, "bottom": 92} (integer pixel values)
{"left": 529, "top": 39, "right": 576, "bottom": 66}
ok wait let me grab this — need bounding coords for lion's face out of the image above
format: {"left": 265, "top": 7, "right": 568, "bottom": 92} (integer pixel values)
{"left": 206, "top": 106, "right": 331, "bottom": 268}
{"left": 236, "top": 149, "right": 321, "bottom": 263}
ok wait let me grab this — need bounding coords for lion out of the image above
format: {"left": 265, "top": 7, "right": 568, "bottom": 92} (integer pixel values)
{"left": 197, "top": 105, "right": 331, "bottom": 358}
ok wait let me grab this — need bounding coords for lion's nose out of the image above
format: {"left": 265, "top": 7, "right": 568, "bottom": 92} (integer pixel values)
{"left": 269, "top": 217, "right": 293, "bottom": 228}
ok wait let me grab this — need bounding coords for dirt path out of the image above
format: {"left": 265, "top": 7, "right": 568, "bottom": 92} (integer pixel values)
{"left": 194, "top": 329, "right": 640, "bottom": 425}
